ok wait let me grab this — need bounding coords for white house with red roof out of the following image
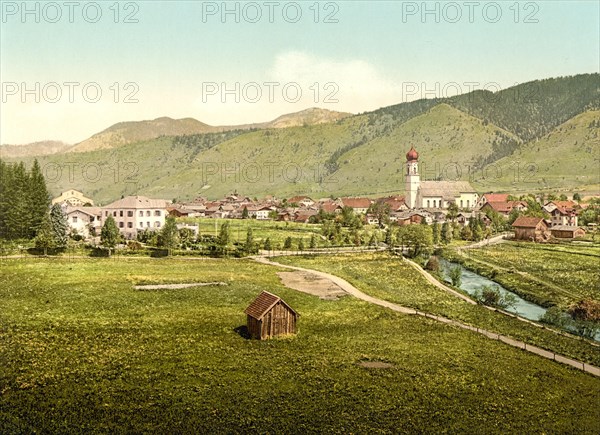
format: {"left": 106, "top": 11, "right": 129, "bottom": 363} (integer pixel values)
{"left": 101, "top": 195, "right": 169, "bottom": 239}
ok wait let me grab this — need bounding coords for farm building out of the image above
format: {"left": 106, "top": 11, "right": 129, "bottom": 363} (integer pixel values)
{"left": 245, "top": 291, "right": 298, "bottom": 340}
{"left": 512, "top": 216, "right": 550, "bottom": 242}
{"left": 550, "top": 225, "right": 586, "bottom": 239}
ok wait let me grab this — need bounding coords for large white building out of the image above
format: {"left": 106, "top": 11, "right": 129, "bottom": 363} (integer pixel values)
{"left": 404, "top": 146, "right": 478, "bottom": 210}
{"left": 101, "top": 196, "right": 169, "bottom": 239}
{"left": 52, "top": 189, "right": 94, "bottom": 206}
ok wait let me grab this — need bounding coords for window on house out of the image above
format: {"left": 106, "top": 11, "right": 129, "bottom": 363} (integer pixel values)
{"left": 127, "top": 222, "right": 133, "bottom": 228}
{"left": 155, "top": 221, "right": 161, "bottom": 227}
{"left": 146, "top": 211, "right": 151, "bottom": 216}
{"left": 113, "top": 211, "right": 117, "bottom": 217}
{"left": 460, "top": 200, "right": 463, "bottom": 208}
{"left": 119, "top": 210, "right": 123, "bottom": 217}
{"left": 105, "top": 211, "right": 108, "bottom": 217}
{"left": 466, "top": 200, "right": 470, "bottom": 208}
{"left": 139, "top": 222, "right": 143, "bottom": 228}
{"left": 72, "top": 216, "right": 78, "bottom": 223}
{"left": 139, "top": 211, "right": 143, "bottom": 217}
{"left": 155, "top": 210, "right": 161, "bottom": 216}
{"left": 119, "top": 222, "right": 124, "bottom": 228}
{"left": 127, "top": 211, "right": 133, "bottom": 217}
{"left": 147, "top": 222, "right": 151, "bottom": 227}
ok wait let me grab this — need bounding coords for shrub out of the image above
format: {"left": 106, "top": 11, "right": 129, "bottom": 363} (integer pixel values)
{"left": 473, "top": 285, "right": 518, "bottom": 310}
{"left": 425, "top": 255, "right": 440, "bottom": 271}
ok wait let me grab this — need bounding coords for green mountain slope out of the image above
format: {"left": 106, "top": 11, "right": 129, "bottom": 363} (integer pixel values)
{"left": 67, "top": 108, "right": 353, "bottom": 154}
{"left": 477, "top": 110, "right": 600, "bottom": 194}
{"left": 7, "top": 74, "right": 599, "bottom": 202}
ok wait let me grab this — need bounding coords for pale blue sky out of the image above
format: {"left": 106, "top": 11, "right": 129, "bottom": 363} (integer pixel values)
{"left": 1, "top": 0, "right": 598, "bottom": 144}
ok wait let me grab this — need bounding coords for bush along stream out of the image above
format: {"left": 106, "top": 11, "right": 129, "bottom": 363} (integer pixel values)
{"left": 438, "top": 258, "right": 600, "bottom": 342}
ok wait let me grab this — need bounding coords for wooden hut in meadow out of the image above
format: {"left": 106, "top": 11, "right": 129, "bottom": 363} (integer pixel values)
{"left": 245, "top": 291, "right": 298, "bottom": 340}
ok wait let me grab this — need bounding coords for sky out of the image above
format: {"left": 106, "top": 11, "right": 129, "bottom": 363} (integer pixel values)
{"left": 1, "top": 0, "right": 598, "bottom": 145}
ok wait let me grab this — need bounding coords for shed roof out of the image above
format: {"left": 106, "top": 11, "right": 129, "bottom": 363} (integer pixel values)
{"left": 245, "top": 291, "right": 297, "bottom": 320}
{"left": 550, "top": 225, "right": 584, "bottom": 232}
{"left": 512, "top": 216, "right": 546, "bottom": 228}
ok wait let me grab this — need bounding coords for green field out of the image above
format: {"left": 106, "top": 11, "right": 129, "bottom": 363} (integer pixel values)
{"left": 446, "top": 242, "right": 600, "bottom": 308}
{"left": 181, "top": 217, "right": 324, "bottom": 247}
{"left": 275, "top": 252, "right": 600, "bottom": 366}
{"left": 1, "top": 257, "right": 599, "bottom": 433}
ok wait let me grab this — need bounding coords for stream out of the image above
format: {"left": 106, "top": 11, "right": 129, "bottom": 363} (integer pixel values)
{"left": 439, "top": 259, "right": 547, "bottom": 320}
{"left": 439, "top": 259, "right": 600, "bottom": 341}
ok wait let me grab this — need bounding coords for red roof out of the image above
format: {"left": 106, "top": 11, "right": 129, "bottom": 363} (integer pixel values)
{"left": 340, "top": 197, "right": 373, "bottom": 209}
{"left": 406, "top": 146, "right": 419, "bottom": 161}
{"left": 483, "top": 201, "right": 525, "bottom": 213}
{"left": 512, "top": 216, "right": 546, "bottom": 228}
{"left": 320, "top": 202, "right": 342, "bottom": 213}
{"left": 483, "top": 193, "right": 510, "bottom": 203}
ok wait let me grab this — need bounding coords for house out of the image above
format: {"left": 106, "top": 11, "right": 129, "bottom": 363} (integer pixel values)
{"left": 404, "top": 146, "right": 478, "bottom": 210}
{"left": 544, "top": 201, "right": 579, "bottom": 227}
{"left": 512, "top": 216, "right": 550, "bottom": 242}
{"left": 377, "top": 196, "right": 408, "bottom": 212}
{"left": 101, "top": 195, "right": 169, "bottom": 239}
{"left": 480, "top": 201, "right": 528, "bottom": 218}
{"left": 65, "top": 206, "right": 102, "bottom": 238}
{"left": 287, "top": 196, "right": 315, "bottom": 208}
{"left": 550, "top": 225, "right": 586, "bottom": 239}
{"left": 319, "top": 201, "right": 343, "bottom": 214}
{"left": 244, "top": 291, "right": 298, "bottom": 340}
{"left": 365, "top": 214, "right": 380, "bottom": 225}
{"left": 52, "top": 189, "right": 94, "bottom": 207}
{"left": 248, "top": 205, "right": 274, "bottom": 220}
{"left": 394, "top": 210, "right": 432, "bottom": 225}
{"left": 339, "top": 197, "right": 373, "bottom": 214}
{"left": 476, "top": 193, "right": 510, "bottom": 209}
{"left": 294, "top": 210, "right": 318, "bottom": 223}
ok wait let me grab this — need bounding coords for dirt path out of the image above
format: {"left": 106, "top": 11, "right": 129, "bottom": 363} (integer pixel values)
{"left": 253, "top": 255, "right": 600, "bottom": 377}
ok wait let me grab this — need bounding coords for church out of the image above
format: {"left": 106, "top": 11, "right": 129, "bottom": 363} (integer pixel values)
{"left": 404, "top": 146, "right": 478, "bottom": 210}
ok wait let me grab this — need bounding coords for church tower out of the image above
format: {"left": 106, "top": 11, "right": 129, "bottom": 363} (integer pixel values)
{"left": 405, "top": 146, "right": 420, "bottom": 209}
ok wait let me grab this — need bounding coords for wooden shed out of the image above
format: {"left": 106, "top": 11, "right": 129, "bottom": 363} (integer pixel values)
{"left": 512, "top": 216, "right": 550, "bottom": 242}
{"left": 245, "top": 291, "right": 298, "bottom": 340}
{"left": 550, "top": 225, "right": 586, "bottom": 239}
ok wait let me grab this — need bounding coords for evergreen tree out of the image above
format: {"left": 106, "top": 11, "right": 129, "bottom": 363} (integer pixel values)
{"left": 263, "top": 237, "right": 272, "bottom": 251}
{"left": 244, "top": 227, "right": 255, "bottom": 254}
{"left": 34, "top": 213, "right": 55, "bottom": 256}
{"left": 441, "top": 222, "right": 451, "bottom": 244}
{"left": 49, "top": 204, "right": 68, "bottom": 248}
{"left": 298, "top": 238, "right": 304, "bottom": 251}
{"left": 159, "top": 216, "right": 180, "bottom": 255}
{"left": 283, "top": 237, "right": 292, "bottom": 249}
{"left": 100, "top": 215, "right": 119, "bottom": 256}
{"left": 217, "top": 221, "right": 231, "bottom": 248}
{"left": 8, "top": 162, "right": 29, "bottom": 239}
{"left": 27, "top": 159, "right": 50, "bottom": 237}
{"left": 432, "top": 222, "right": 440, "bottom": 245}
{"left": 309, "top": 233, "right": 316, "bottom": 249}
{"left": 241, "top": 206, "right": 249, "bottom": 219}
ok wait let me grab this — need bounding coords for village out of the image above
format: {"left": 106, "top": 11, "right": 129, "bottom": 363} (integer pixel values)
{"left": 54, "top": 146, "right": 596, "bottom": 245}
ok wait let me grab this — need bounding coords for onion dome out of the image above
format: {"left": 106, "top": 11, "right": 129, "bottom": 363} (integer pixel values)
{"left": 406, "top": 146, "right": 419, "bottom": 161}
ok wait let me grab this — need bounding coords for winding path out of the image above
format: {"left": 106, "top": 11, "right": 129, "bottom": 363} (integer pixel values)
{"left": 253, "top": 254, "right": 600, "bottom": 378}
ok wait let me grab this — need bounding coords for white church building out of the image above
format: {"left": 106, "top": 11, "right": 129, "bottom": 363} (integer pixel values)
{"left": 405, "top": 146, "right": 478, "bottom": 210}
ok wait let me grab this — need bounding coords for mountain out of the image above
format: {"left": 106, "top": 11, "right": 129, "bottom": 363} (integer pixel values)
{"left": 67, "top": 108, "right": 353, "bottom": 153}
{"left": 477, "top": 110, "right": 600, "bottom": 194}
{"left": 5, "top": 73, "right": 599, "bottom": 203}
{"left": 67, "top": 117, "right": 218, "bottom": 153}
{"left": 0, "top": 141, "right": 71, "bottom": 158}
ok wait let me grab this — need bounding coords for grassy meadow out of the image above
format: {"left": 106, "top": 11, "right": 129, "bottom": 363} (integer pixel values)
{"left": 446, "top": 241, "right": 600, "bottom": 308}
{"left": 275, "top": 252, "right": 600, "bottom": 366}
{"left": 1, "top": 256, "right": 599, "bottom": 433}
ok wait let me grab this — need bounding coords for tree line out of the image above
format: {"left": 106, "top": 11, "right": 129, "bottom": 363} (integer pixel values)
{"left": 0, "top": 159, "right": 50, "bottom": 240}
